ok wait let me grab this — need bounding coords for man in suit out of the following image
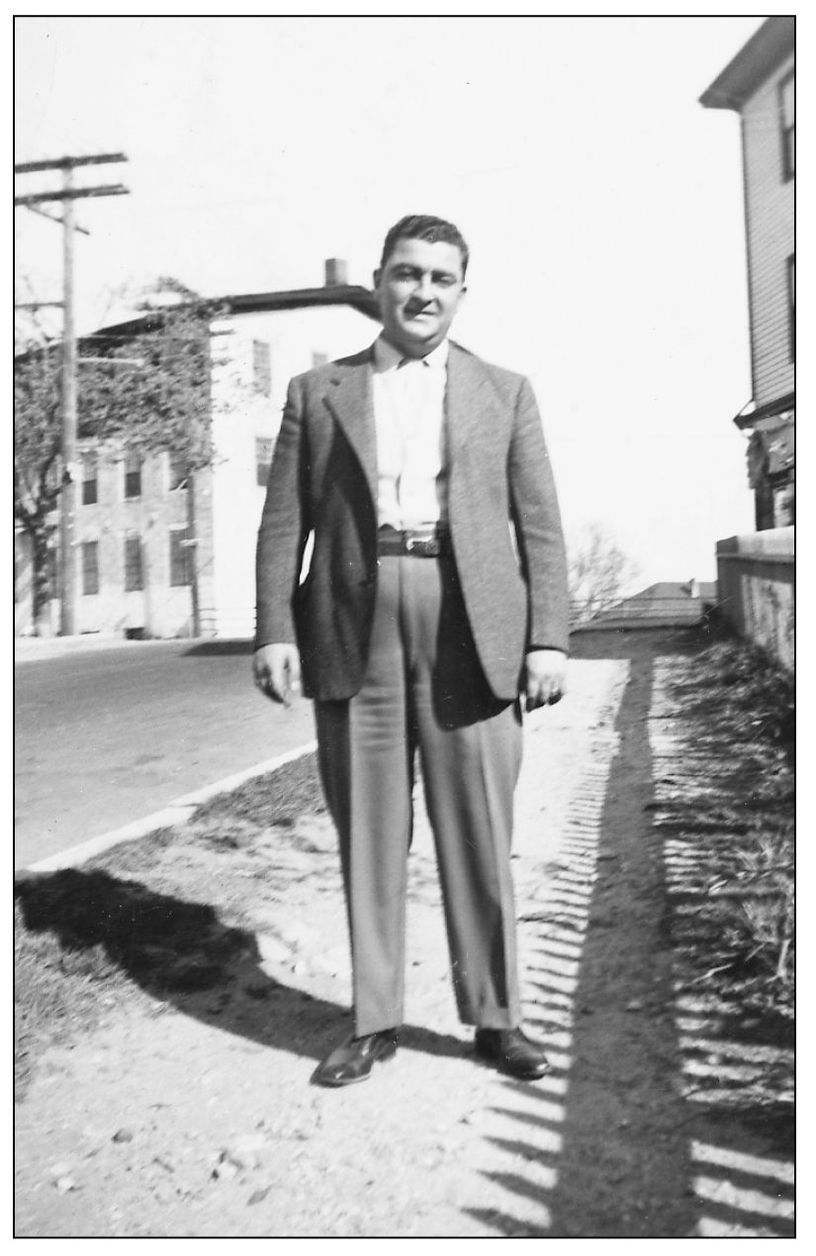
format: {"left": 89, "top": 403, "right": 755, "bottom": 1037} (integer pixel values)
{"left": 253, "top": 214, "right": 569, "bottom": 1087}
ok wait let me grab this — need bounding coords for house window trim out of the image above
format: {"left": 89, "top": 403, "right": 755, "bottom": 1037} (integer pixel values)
{"left": 81, "top": 456, "right": 98, "bottom": 506}
{"left": 124, "top": 533, "right": 144, "bottom": 592}
{"left": 81, "top": 540, "right": 100, "bottom": 597}
{"left": 778, "top": 69, "right": 794, "bottom": 183}
{"left": 168, "top": 451, "right": 189, "bottom": 492}
{"left": 124, "top": 453, "right": 143, "bottom": 500}
{"left": 169, "top": 526, "right": 192, "bottom": 588}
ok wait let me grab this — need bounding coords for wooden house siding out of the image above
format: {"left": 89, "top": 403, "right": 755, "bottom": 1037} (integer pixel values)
{"left": 742, "top": 53, "right": 794, "bottom": 406}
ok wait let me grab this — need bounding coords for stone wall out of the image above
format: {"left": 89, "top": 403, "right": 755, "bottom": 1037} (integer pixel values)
{"left": 716, "top": 527, "right": 794, "bottom": 670}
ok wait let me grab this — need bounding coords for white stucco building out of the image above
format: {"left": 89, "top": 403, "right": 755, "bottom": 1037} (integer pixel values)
{"left": 15, "top": 266, "right": 380, "bottom": 639}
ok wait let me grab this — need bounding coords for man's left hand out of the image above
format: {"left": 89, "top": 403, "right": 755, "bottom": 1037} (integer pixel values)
{"left": 523, "top": 649, "right": 567, "bottom": 712}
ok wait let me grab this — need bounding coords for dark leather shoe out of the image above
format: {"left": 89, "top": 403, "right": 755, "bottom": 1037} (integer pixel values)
{"left": 312, "top": 1029, "right": 399, "bottom": 1087}
{"left": 474, "top": 1027, "right": 551, "bottom": 1080}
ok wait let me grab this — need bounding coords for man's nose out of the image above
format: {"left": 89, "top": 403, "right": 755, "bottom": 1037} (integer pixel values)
{"left": 414, "top": 272, "right": 434, "bottom": 301}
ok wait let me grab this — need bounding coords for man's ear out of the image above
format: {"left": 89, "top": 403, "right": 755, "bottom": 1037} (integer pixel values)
{"left": 372, "top": 268, "right": 382, "bottom": 290}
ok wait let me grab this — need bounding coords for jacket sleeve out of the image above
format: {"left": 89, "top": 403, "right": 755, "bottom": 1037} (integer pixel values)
{"left": 508, "top": 376, "right": 570, "bottom": 655}
{"left": 254, "top": 376, "right": 312, "bottom": 650}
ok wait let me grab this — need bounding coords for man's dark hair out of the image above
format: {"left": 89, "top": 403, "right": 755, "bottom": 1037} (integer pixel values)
{"left": 379, "top": 214, "right": 469, "bottom": 277}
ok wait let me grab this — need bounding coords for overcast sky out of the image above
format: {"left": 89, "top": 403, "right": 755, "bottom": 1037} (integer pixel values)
{"left": 15, "top": 13, "right": 771, "bottom": 586}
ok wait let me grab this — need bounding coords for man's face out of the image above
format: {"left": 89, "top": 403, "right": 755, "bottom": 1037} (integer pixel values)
{"left": 374, "top": 237, "right": 466, "bottom": 359}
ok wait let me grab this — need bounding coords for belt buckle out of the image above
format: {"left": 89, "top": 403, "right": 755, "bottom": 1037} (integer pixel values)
{"left": 405, "top": 532, "right": 439, "bottom": 557}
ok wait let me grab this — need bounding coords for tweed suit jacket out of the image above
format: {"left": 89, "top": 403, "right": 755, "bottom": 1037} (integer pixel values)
{"left": 255, "top": 340, "right": 569, "bottom": 702}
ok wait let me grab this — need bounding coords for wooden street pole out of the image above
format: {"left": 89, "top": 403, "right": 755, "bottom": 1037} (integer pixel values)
{"left": 60, "top": 163, "right": 79, "bottom": 635}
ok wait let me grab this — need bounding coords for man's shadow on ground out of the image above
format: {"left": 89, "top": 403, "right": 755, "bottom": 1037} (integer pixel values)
{"left": 14, "top": 866, "right": 466, "bottom": 1074}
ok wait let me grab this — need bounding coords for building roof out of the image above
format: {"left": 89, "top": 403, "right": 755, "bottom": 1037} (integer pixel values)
{"left": 86, "top": 284, "right": 380, "bottom": 343}
{"left": 580, "top": 582, "right": 718, "bottom": 632}
{"left": 733, "top": 391, "right": 795, "bottom": 430}
{"left": 223, "top": 286, "right": 380, "bottom": 320}
{"left": 699, "top": 16, "right": 794, "bottom": 111}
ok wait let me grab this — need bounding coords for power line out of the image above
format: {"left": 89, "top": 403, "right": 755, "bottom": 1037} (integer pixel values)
{"left": 14, "top": 153, "right": 128, "bottom": 173}
{"left": 15, "top": 184, "right": 129, "bottom": 205}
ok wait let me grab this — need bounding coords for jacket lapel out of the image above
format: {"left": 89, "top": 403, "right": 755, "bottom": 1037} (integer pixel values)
{"left": 322, "top": 349, "right": 378, "bottom": 505}
{"left": 445, "top": 342, "right": 505, "bottom": 463}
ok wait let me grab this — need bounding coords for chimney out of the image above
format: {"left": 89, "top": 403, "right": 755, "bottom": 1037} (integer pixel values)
{"left": 324, "top": 258, "right": 348, "bottom": 287}
{"left": 688, "top": 578, "right": 700, "bottom": 599}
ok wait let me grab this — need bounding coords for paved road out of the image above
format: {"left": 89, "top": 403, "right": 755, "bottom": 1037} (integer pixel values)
{"left": 14, "top": 640, "right": 316, "bottom": 868}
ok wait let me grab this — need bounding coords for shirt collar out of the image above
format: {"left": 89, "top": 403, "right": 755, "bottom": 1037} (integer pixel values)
{"left": 373, "top": 335, "right": 449, "bottom": 373}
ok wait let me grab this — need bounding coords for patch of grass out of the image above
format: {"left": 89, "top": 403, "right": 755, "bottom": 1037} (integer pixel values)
{"left": 676, "top": 635, "right": 794, "bottom": 763}
{"left": 14, "top": 867, "right": 255, "bottom": 1099}
{"left": 665, "top": 636, "right": 794, "bottom": 1020}
{"left": 192, "top": 752, "right": 323, "bottom": 827}
{"left": 14, "top": 753, "right": 325, "bottom": 1100}
{"left": 14, "top": 885, "right": 144, "bottom": 1100}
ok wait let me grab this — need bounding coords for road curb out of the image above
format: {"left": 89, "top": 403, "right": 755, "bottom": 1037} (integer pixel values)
{"left": 21, "top": 741, "right": 318, "bottom": 875}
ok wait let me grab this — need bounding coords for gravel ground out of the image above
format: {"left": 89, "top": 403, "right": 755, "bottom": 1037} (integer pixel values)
{"left": 14, "top": 630, "right": 794, "bottom": 1238}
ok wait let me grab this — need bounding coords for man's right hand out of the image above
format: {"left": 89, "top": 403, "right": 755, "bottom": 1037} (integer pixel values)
{"left": 253, "top": 643, "right": 302, "bottom": 706}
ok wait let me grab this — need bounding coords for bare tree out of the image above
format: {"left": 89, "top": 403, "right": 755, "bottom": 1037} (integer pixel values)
{"left": 567, "top": 523, "right": 639, "bottom": 627}
{"left": 14, "top": 337, "right": 63, "bottom": 634}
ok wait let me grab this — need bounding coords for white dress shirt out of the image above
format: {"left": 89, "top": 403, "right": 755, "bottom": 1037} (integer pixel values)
{"left": 372, "top": 335, "right": 449, "bottom": 531}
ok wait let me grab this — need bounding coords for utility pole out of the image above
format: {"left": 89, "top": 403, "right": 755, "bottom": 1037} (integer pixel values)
{"left": 61, "top": 164, "right": 78, "bottom": 637}
{"left": 15, "top": 153, "right": 129, "bottom": 636}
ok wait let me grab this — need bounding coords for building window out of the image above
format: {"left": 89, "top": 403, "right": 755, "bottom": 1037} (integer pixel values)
{"left": 787, "top": 254, "right": 795, "bottom": 362}
{"left": 256, "top": 436, "right": 274, "bottom": 487}
{"left": 124, "top": 534, "right": 144, "bottom": 592}
{"left": 168, "top": 451, "right": 188, "bottom": 491}
{"left": 169, "top": 528, "right": 192, "bottom": 587}
{"left": 81, "top": 456, "right": 98, "bottom": 505}
{"left": 778, "top": 70, "right": 794, "bottom": 181}
{"left": 81, "top": 541, "right": 99, "bottom": 596}
{"left": 124, "top": 453, "right": 142, "bottom": 499}
{"left": 253, "top": 340, "right": 272, "bottom": 397}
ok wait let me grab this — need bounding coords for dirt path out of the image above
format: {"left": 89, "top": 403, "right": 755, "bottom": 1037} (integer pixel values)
{"left": 14, "top": 632, "right": 794, "bottom": 1237}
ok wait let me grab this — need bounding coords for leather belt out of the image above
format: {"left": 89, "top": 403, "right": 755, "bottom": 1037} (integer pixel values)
{"left": 377, "top": 526, "right": 452, "bottom": 558}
